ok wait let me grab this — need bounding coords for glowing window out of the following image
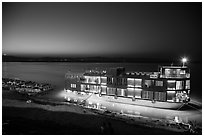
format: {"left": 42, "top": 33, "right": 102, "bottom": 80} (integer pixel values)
{"left": 176, "top": 81, "right": 183, "bottom": 90}
{"left": 180, "top": 70, "right": 186, "bottom": 74}
{"left": 165, "top": 69, "right": 171, "bottom": 76}
{"left": 71, "top": 84, "right": 76, "bottom": 88}
{"left": 186, "top": 80, "right": 190, "bottom": 89}
{"left": 134, "top": 88, "right": 142, "bottom": 98}
{"left": 101, "top": 86, "right": 107, "bottom": 94}
{"left": 84, "top": 76, "right": 89, "bottom": 83}
{"left": 101, "top": 77, "right": 107, "bottom": 85}
{"left": 135, "top": 79, "right": 142, "bottom": 87}
{"left": 117, "top": 88, "right": 125, "bottom": 97}
{"left": 127, "top": 78, "right": 134, "bottom": 87}
{"left": 127, "top": 88, "right": 134, "bottom": 97}
{"left": 154, "top": 92, "right": 166, "bottom": 101}
{"left": 81, "top": 84, "right": 86, "bottom": 91}
{"left": 142, "top": 91, "right": 153, "bottom": 100}
{"left": 107, "top": 87, "right": 116, "bottom": 95}
{"left": 155, "top": 81, "right": 163, "bottom": 86}
{"left": 167, "top": 80, "right": 176, "bottom": 90}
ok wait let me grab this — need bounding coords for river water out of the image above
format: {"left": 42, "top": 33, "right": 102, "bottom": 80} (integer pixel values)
{"left": 2, "top": 62, "right": 202, "bottom": 124}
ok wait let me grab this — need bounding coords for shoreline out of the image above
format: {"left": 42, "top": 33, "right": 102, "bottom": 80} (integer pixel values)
{"left": 2, "top": 98, "right": 201, "bottom": 135}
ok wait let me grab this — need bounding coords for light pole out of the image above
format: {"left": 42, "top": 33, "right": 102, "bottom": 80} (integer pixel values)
{"left": 181, "top": 57, "right": 187, "bottom": 67}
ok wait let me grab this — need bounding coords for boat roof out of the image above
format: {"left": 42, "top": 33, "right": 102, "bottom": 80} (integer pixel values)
{"left": 161, "top": 66, "right": 188, "bottom": 69}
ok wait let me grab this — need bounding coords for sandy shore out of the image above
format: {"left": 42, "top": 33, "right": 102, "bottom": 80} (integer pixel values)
{"left": 2, "top": 98, "right": 201, "bottom": 135}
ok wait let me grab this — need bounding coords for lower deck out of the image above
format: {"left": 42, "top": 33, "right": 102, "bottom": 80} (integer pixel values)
{"left": 64, "top": 89, "right": 185, "bottom": 109}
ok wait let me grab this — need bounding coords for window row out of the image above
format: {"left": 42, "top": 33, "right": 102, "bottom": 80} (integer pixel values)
{"left": 82, "top": 77, "right": 190, "bottom": 90}
{"left": 162, "top": 68, "right": 187, "bottom": 78}
{"left": 107, "top": 77, "right": 127, "bottom": 86}
{"left": 167, "top": 80, "right": 190, "bottom": 90}
{"left": 83, "top": 76, "right": 110, "bottom": 85}
{"left": 144, "top": 80, "right": 164, "bottom": 88}
{"left": 101, "top": 87, "right": 169, "bottom": 102}
{"left": 71, "top": 84, "right": 76, "bottom": 88}
{"left": 83, "top": 76, "right": 101, "bottom": 84}
{"left": 127, "top": 78, "right": 142, "bottom": 88}
{"left": 81, "top": 84, "right": 101, "bottom": 93}
{"left": 79, "top": 84, "right": 190, "bottom": 102}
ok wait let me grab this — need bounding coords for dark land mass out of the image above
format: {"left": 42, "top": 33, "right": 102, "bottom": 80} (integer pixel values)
{"left": 3, "top": 106, "right": 192, "bottom": 135}
{"left": 3, "top": 55, "right": 200, "bottom": 64}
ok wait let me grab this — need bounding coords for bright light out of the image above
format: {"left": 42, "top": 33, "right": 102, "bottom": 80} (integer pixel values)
{"left": 182, "top": 57, "right": 187, "bottom": 63}
{"left": 181, "top": 57, "right": 188, "bottom": 67}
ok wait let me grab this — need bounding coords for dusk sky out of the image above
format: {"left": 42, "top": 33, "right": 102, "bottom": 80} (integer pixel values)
{"left": 2, "top": 2, "right": 202, "bottom": 61}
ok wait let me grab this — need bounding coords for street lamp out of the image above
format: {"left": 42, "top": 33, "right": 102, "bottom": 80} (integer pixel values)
{"left": 181, "top": 57, "right": 188, "bottom": 67}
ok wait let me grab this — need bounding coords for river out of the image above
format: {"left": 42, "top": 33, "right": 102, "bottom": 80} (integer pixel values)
{"left": 2, "top": 62, "right": 202, "bottom": 124}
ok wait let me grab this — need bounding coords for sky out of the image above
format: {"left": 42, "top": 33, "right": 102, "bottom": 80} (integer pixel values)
{"left": 2, "top": 2, "right": 202, "bottom": 61}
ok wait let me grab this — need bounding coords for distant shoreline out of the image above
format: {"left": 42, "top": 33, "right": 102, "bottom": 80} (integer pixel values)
{"left": 3, "top": 55, "right": 201, "bottom": 63}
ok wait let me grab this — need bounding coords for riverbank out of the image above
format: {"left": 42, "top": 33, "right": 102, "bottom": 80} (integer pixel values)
{"left": 2, "top": 99, "right": 201, "bottom": 135}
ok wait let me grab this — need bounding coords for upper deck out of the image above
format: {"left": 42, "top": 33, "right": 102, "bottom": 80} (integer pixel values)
{"left": 159, "top": 66, "right": 190, "bottom": 79}
{"left": 81, "top": 65, "right": 190, "bottom": 79}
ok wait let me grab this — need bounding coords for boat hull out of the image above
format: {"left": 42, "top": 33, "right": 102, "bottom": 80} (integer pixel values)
{"left": 64, "top": 90, "right": 184, "bottom": 110}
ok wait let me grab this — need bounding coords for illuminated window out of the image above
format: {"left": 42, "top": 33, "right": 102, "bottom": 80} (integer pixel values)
{"left": 155, "top": 80, "right": 163, "bottom": 86}
{"left": 154, "top": 92, "right": 166, "bottom": 101}
{"left": 127, "top": 78, "right": 142, "bottom": 87}
{"left": 176, "top": 81, "right": 183, "bottom": 90}
{"left": 127, "top": 78, "right": 134, "bottom": 87}
{"left": 142, "top": 91, "right": 153, "bottom": 100}
{"left": 101, "top": 86, "right": 107, "bottom": 94}
{"left": 90, "top": 85, "right": 95, "bottom": 91}
{"left": 81, "top": 84, "right": 86, "bottom": 91}
{"left": 89, "top": 85, "right": 100, "bottom": 93}
{"left": 71, "top": 84, "right": 76, "bottom": 88}
{"left": 107, "top": 87, "right": 116, "bottom": 95}
{"left": 164, "top": 69, "right": 171, "bottom": 76}
{"left": 117, "top": 88, "right": 125, "bottom": 97}
{"left": 186, "top": 80, "right": 190, "bottom": 89}
{"left": 85, "top": 76, "right": 101, "bottom": 84}
{"left": 167, "top": 80, "right": 176, "bottom": 90}
{"left": 84, "top": 76, "right": 89, "bottom": 83}
{"left": 101, "top": 77, "right": 107, "bottom": 85}
{"left": 112, "top": 78, "right": 114, "bottom": 84}
{"left": 134, "top": 88, "right": 142, "bottom": 98}
{"left": 135, "top": 79, "right": 142, "bottom": 87}
{"left": 127, "top": 88, "right": 134, "bottom": 97}
{"left": 180, "top": 70, "right": 186, "bottom": 74}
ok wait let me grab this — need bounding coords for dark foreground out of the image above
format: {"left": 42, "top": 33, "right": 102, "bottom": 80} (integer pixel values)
{"left": 3, "top": 106, "right": 195, "bottom": 135}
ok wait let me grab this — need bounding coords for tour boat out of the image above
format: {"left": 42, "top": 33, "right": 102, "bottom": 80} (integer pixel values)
{"left": 64, "top": 59, "right": 190, "bottom": 109}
